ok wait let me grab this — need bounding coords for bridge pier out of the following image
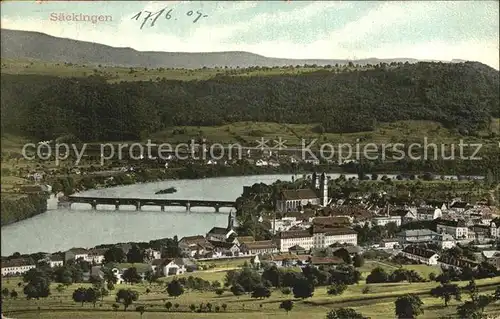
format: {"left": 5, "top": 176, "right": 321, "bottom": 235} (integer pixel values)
{"left": 214, "top": 205, "right": 220, "bottom": 213}
{"left": 136, "top": 200, "right": 141, "bottom": 211}
{"left": 91, "top": 200, "right": 97, "bottom": 210}
{"left": 185, "top": 202, "right": 190, "bottom": 211}
{"left": 160, "top": 205, "right": 165, "bottom": 212}
{"left": 115, "top": 200, "right": 120, "bottom": 211}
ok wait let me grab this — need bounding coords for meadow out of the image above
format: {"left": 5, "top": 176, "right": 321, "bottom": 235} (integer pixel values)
{"left": 2, "top": 261, "right": 500, "bottom": 319}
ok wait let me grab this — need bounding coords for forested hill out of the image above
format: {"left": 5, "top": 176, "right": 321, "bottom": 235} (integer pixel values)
{"left": 1, "top": 61, "right": 498, "bottom": 142}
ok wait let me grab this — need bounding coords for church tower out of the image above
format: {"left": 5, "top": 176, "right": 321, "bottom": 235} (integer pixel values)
{"left": 320, "top": 173, "right": 328, "bottom": 206}
{"left": 227, "top": 210, "right": 235, "bottom": 230}
{"left": 312, "top": 172, "right": 319, "bottom": 189}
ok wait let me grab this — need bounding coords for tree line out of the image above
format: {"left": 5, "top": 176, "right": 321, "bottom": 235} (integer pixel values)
{"left": 1, "top": 62, "right": 498, "bottom": 142}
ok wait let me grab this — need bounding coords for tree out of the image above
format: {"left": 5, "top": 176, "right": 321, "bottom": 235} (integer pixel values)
{"left": 366, "top": 267, "right": 389, "bottom": 283}
{"left": 222, "top": 303, "right": 227, "bottom": 311}
{"left": 103, "top": 268, "right": 118, "bottom": 285}
{"left": 464, "top": 279, "right": 478, "bottom": 300}
{"left": 23, "top": 270, "right": 51, "bottom": 300}
{"left": 144, "top": 270, "right": 159, "bottom": 284}
{"left": 135, "top": 305, "right": 145, "bottom": 317}
{"left": 394, "top": 294, "right": 424, "bottom": 319}
{"left": 104, "top": 246, "right": 126, "bottom": 263}
{"left": 494, "top": 286, "right": 500, "bottom": 301}
{"left": 230, "top": 283, "right": 245, "bottom": 296}
{"left": 2, "top": 288, "right": 9, "bottom": 298}
{"left": 430, "top": 283, "right": 461, "bottom": 307}
{"left": 327, "top": 283, "right": 347, "bottom": 296}
{"left": 457, "top": 300, "right": 482, "bottom": 319}
{"left": 72, "top": 287, "right": 87, "bottom": 306}
{"left": 333, "top": 248, "right": 352, "bottom": 264}
{"left": 122, "top": 267, "right": 142, "bottom": 284}
{"left": 189, "top": 304, "right": 196, "bottom": 312}
{"left": 165, "top": 301, "right": 172, "bottom": 311}
{"left": 292, "top": 277, "right": 314, "bottom": 299}
{"left": 326, "top": 308, "right": 367, "bottom": 319}
{"left": 215, "top": 288, "right": 225, "bottom": 296}
{"left": 85, "top": 287, "right": 100, "bottom": 308}
{"left": 279, "top": 300, "right": 293, "bottom": 313}
{"left": 166, "top": 279, "right": 184, "bottom": 298}
{"left": 10, "top": 290, "right": 18, "bottom": 299}
{"left": 115, "top": 289, "right": 139, "bottom": 311}
{"left": 126, "top": 245, "right": 144, "bottom": 263}
{"left": 281, "top": 287, "right": 292, "bottom": 295}
{"left": 353, "top": 254, "right": 364, "bottom": 268}
{"left": 251, "top": 285, "right": 271, "bottom": 299}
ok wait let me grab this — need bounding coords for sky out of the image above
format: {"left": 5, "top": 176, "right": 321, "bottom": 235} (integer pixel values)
{"left": 1, "top": 1, "right": 499, "bottom": 69}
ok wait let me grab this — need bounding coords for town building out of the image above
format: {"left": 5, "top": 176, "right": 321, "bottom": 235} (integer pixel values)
{"left": 416, "top": 208, "right": 442, "bottom": 220}
{"left": 277, "top": 226, "right": 357, "bottom": 251}
{"left": 151, "top": 258, "right": 186, "bottom": 277}
{"left": 449, "top": 202, "right": 471, "bottom": 213}
{"left": 1, "top": 258, "right": 36, "bottom": 276}
{"left": 275, "top": 172, "right": 328, "bottom": 212}
{"left": 206, "top": 211, "right": 237, "bottom": 242}
{"left": 144, "top": 248, "right": 162, "bottom": 261}
{"left": 436, "top": 219, "right": 469, "bottom": 239}
{"left": 179, "top": 235, "right": 213, "bottom": 257}
{"left": 240, "top": 240, "right": 279, "bottom": 255}
{"left": 396, "top": 229, "right": 439, "bottom": 247}
{"left": 434, "top": 233, "right": 457, "bottom": 249}
{"left": 64, "top": 248, "right": 89, "bottom": 262}
{"left": 400, "top": 246, "right": 440, "bottom": 265}
{"left": 86, "top": 248, "right": 107, "bottom": 264}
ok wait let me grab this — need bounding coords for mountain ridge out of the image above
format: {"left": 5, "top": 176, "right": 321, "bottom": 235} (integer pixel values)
{"left": 1, "top": 28, "right": 464, "bottom": 69}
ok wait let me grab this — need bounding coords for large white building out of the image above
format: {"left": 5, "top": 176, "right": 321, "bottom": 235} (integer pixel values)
{"left": 277, "top": 226, "right": 357, "bottom": 251}
{"left": 276, "top": 172, "right": 328, "bottom": 212}
{"left": 1, "top": 258, "right": 36, "bottom": 276}
{"left": 436, "top": 219, "right": 469, "bottom": 240}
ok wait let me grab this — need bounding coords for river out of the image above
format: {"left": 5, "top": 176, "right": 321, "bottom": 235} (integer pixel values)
{"left": 0, "top": 173, "right": 480, "bottom": 255}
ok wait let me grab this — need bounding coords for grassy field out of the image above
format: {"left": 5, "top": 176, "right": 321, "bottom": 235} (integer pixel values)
{"left": 2, "top": 270, "right": 499, "bottom": 319}
{"left": 149, "top": 119, "right": 500, "bottom": 147}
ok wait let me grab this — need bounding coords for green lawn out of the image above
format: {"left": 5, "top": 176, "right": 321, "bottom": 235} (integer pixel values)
{"left": 2, "top": 272, "right": 499, "bottom": 319}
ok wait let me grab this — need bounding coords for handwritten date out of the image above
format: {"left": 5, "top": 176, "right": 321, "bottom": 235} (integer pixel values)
{"left": 132, "top": 7, "right": 208, "bottom": 29}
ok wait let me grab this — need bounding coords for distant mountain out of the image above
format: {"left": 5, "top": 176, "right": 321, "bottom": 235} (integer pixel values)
{"left": 1, "top": 29, "right": 451, "bottom": 69}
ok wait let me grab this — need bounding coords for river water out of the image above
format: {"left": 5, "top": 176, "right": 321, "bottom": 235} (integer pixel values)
{"left": 0, "top": 173, "right": 478, "bottom": 255}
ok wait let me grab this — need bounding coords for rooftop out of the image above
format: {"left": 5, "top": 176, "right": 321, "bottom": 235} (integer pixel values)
{"left": 280, "top": 189, "right": 318, "bottom": 201}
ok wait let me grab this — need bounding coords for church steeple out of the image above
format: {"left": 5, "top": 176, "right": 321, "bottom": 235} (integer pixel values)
{"left": 227, "top": 210, "right": 235, "bottom": 230}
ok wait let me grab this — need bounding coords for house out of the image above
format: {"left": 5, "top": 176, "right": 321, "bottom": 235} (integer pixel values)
{"left": 111, "top": 268, "right": 125, "bottom": 284}
{"left": 47, "top": 254, "right": 64, "bottom": 267}
{"left": 1, "top": 258, "right": 36, "bottom": 276}
{"left": 438, "top": 256, "right": 479, "bottom": 270}
{"left": 482, "top": 251, "right": 500, "bottom": 270}
{"left": 400, "top": 246, "right": 439, "bottom": 265}
{"left": 250, "top": 255, "right": 261, "bottom": 268}
{"left": 275, "top": 172, "right": 328, "bottom": 212}
{"left": 269, "top": 253, "right": 310, "bottom": 267}
{"left": 396, "top": 229, "right": 439, "bottom": 247}
{"left": 313, "top": 216, "right": 351, "bottom": 227}
{"left": 288, "top": 245, "right": 308, "bottom": 255}
{"left": 179, "top": 235, "right": 213, "bottom": 257}
{"left": 379, "top": 239, "right": 400, "bottom": 249}
{"left": 470, "top": 224, "right": 491, "bottom": 239}
{"left": 64, "top": 248, "right": 89, "bottom": 262}
{"left": 277, "top": 226, "right": 357, "bottom": 251}
{"left": 144, "top": 248, "right": 162, "bottom": 261}
{"left": 426, "top": 201, "right": 448, "bottom": 211}
{"left": 86, "top": 248, "right": 107, "bottom": 264}
{"left": 436, "top": 219, "right": 469, "bottom": 239}
{"left": 449, "top": 202, "right": 471, "bottom": 213}
{"left": 490, "top": 219, "right": 500, "bottom": 238}
{"left": 236, "top": 236, "right": 255, "bottom": 245}
{"left": 240, "top": 240, "right": 278, "bottom": 255}
{"left": 416, "top": 208, "right": 442, "bottom": 220}
{"left": 206, "top": 212, "right": 237, "bottom": 242}
{"left": 272, "top": 216, "right": 303, "bottom": 233}
{"left": 434, "top": 233, "right": 457, "bottom": 249}
{"left": 309, "top": 256, "right": 344, "bottom": 267}
{"left": 208, "top": 240, "right": 240, "bottom": 257}
{"left": 151, "top": 258, "right": 186, "bottom": 277}
{"left": 372, "top": 215, "right": 402, "bottom": 227}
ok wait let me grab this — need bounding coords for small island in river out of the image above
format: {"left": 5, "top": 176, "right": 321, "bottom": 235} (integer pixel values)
{"left": 155, "top": 187, "right": 177, "bottom": 195}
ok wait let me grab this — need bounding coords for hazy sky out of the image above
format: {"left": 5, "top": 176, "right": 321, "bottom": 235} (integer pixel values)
{"left": 1, "top": 1, "right": 499, "bottom": 68}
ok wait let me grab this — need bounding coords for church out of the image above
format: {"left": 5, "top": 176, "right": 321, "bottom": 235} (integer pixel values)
{"left": 275, "top": 172, "right": 329, "bottom": 212}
